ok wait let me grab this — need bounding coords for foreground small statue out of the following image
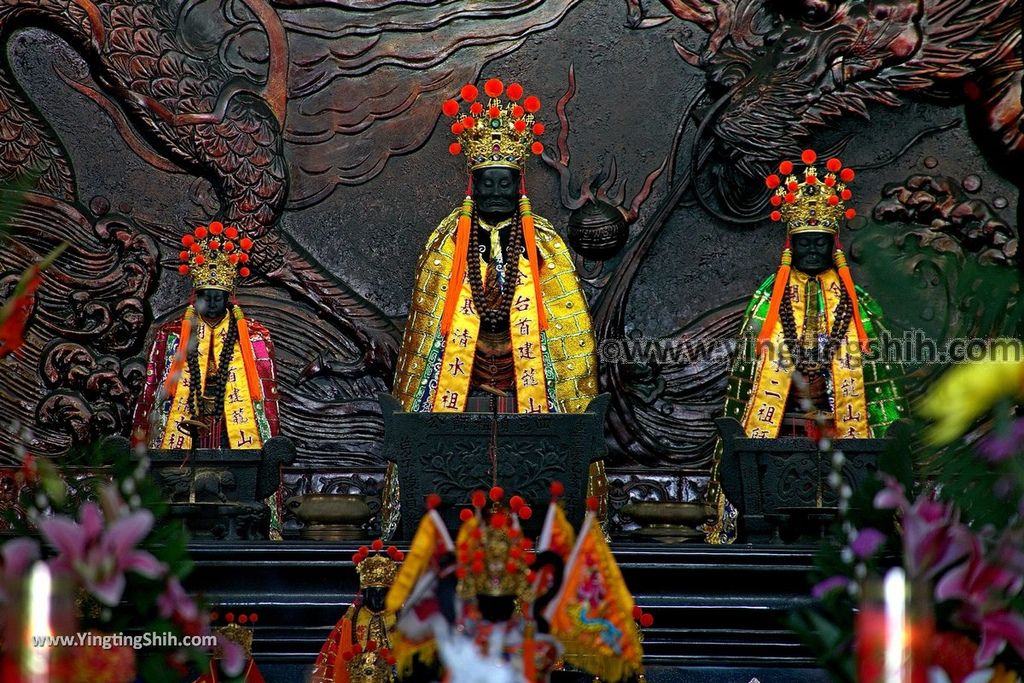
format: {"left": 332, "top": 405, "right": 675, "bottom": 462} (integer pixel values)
{"left": 311, "top": 541, "right": 403, "bottom": 683}
{"left": 384, "top": 78, "right": 605, "bottom": 538}
{"left": 131, "top": 223, "right": 283, "bottom": 531}
{"left": 705, "top": 150, "right": 908, "bottom": 542}
{"left": 386, "top": 487, "right": 643, "bottom": 683}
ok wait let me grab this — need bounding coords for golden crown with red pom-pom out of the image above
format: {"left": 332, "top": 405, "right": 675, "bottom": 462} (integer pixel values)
{"left": 353, "top": 539, "right": 404, "bottom": 589}
{"left": 454, "top": 486, "right": 536, "bottom": 599}
{"left": 765, "top": 149, "right": 857, "bottom": 235}
{"left": 177, "top": 221, "right": 254, "bottom": 291}
{"left": 440, "top": 78, "right": 545, "bottom": 171}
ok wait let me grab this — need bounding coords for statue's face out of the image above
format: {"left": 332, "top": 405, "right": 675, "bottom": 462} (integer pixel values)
{"left": 790, "top": 231, "right": 834, "bottom": 275}
{"left": 473, "top": 167, "right": 519, "bottom": 221}
{"left": 195, "top": 288, "right": 229, "bottom": 323}
{"left": 363, "top": 586, "right": 386, "bottom": 613}
{"left": 476, "top": 593, "right": 516, "bottom": 622}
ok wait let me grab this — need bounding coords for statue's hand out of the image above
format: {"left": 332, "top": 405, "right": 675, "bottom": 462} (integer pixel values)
{"left": 178, "top": 418, "right": 209, "bottom": 441}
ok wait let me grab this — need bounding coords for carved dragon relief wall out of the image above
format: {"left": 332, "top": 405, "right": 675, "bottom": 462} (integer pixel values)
{"left": 0, "top": 0, "right": 1020, "bottom": 519}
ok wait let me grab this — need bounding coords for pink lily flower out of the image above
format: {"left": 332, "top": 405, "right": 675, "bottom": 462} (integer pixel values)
{"left": 216, "top": 631, "right": 247, "bottom": 677}
{"left": 38, "top": 502, "right": 167, "bottom": 606}
{"left": 936, "top": 535, "right": 1023, "bottom": 607}
{"left": 874, "top": 478, "right": 970, "bottom": 580}
{"left": 960, "top": 606, "right": 1024, "bottom": 666}
{"left": 158, "top": 576, "right": 199, "bottom": 622}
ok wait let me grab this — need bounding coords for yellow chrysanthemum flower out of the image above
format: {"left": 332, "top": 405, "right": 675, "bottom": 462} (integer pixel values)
{"left": 917, "top": 340, "right": 1024, "bottom": 445}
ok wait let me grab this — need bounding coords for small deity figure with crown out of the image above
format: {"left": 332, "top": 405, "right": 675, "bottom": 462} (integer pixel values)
{"left": 384, "top": 486, "right": 644, "bottom": 682}
{"left": 383, "top": 77, "right": 607, "bottom": 538}
{"left": 310, "top": 540, "right": 404, "bottom": 683}
{"left": 131, "top": 223, "right": 283, "bottom": 530}
{"left": 385, "top": 490, "right": 560, "bottom": 682}
{"left": 704, "top": 150, "right": 909, "bottom": 543}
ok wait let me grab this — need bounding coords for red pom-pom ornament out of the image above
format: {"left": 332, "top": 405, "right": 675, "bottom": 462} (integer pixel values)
{"left": 765, "top": 174, "right": 780, "bottom": 189}
{"left": 210, "top": 222, "right": 223, "bottom": 235}
{"left": 779, "top": 160, "right": 794, "bottom": 175}
{"left": 471, "top": 490, "right": 486, "bottom": 508}
{"left": 209, "top": 240, "right": 220, "bottom": 250}
{"left": 488, "top": 106, "right": 500, "bottom": 118}
{"left": 826, "top": 158, "right": 842, "bottom": 172}
{"left": 531, "top": 141, "right": 544, "bottom": 155}
{"left": 190, "top": 243, "right": 202, "bottom": 253}
{"left": 182, "top": 234, "right": 194, "bottom": 247}
{"left": 484, "top": 79, "right": 504, "bottom": 97}
{"left": 507, "top": 83, "right": 524, "bottom": 101}
{"left": 442, "top": 99, "right": 460, "bottom": 117}
{"left": 770, "top": 195, "right": 782, "bottom": 206}
{"left": 239, "top": 267, "right": 250, "bottom": 277}
{"left": 240, "top": 237, "right": 254, "bottom": 250}
{"left": 223, "top": 241, "right": 234, "bottom": 252}
{"left": 770, "top": 210, "right": 782, "bottom": 222}
{"left": 550, "top": 481, "right": 565, "bottom": 498}
{"left": 426, "top": 493, "right": 442, "bottom": 510}
{"left": 451, "top": 122, "right": 464, "bottom": 135}
{"left": 449, "top": 142, "right": 462, "bottom": 155}
{"left": 459, "top": 508, "right": 474, "bottom": 522}
{"left": 632, "top": 606, "right": 643, "bottom": 619}
{"left": 586, "top": 496, "right": 599, "bottom": 512}
{"left": 512, "top": 105, "right": 525, "bottom": 119}
{"left": 523, "top": 96, "right": 541, "bottom": 113}
{"left": 179, "top": 250, "right": 189, "bottom": 261}
{"left": 845, "top": 208, "right": 857, "bottom": 219}
{"left": 489, "top": 486, "right": 504, "bottom": 502}
{"left": 805, "top": 175, "right": 816, "bottom": 185}
{"left": 509, "top": 495, "right": 524, "bottom": 511}
{"left": 519, "top": 506, "right": 533, "bottom": 520}
{"left": 460, "top": 84, "right": 478, "bottom": 102}
{"left": 225, "top": 226, "right": 239, "bottom": 239}
{"left": 461, "top": 116, "right": 475, "bottom": 129}
{"left": 841, "top": 189, "right": 852, "bottom": 200}
{"left": 239, "top": 253, "right": 249, "bottom": 263}
{"left": 801, "top": 149, "right": 817, "bottom": 164}
{"left": 840, "top": 168, "right": 855, "bottom": 182}
{"left": 372, "top": 539, "right": 384, "bottom": 551}
{"left": 785, "top": 193, "right": 796, "bottom": 204}
{"left": 640, "top": 613, "right": 655, "bottom": 627}
{"left": 514, "top": 120, "right": 527, "bottom": 133}
{"left": 178, "top": 265, "right": 189, "bottom": 275}
{"left": 532, "top": 122, "right": 545, "bottom": 135}
{"left": 470, "top": 102, "right": 484, "bottom": 115}
{"left": 195, "top": 227, "right": 208, "bottom": 239}
{"left": 828, "top": 195, "right": 839, "bottom": 206}
{"left": 787, "top": 181, "right": 799, "bottom": 191}
{"left": 195, "top": 255, "right": 205, "bottom": 265}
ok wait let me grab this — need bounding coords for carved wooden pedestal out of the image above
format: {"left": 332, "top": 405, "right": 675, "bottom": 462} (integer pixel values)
{"left": 716, "top": 417, "right": 889, "bottom": 543}
{"left": 380, "top": 393, "right": 609, "bottom": 540}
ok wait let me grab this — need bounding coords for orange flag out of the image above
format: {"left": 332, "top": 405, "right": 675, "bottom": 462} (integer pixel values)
{"left": 386, "top": 509, "right": 453, "bottom": 614}
{"left": 543, "top": 512, "right": 643, "bottom": 682}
